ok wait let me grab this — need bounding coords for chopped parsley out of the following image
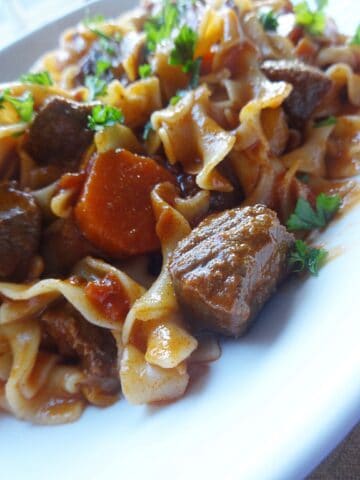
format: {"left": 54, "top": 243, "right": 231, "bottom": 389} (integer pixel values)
{"left": 297, "top": 172, "right": 310, "bottom": 184}
{"left": 169, "top": 25, "right": 197, "bottom": 69}
{"left": 20, "top": 71, "right": 53, "bottom": 86}
{"left": 259, "top": 10, "right": 279, "bottom": 31}
{"left": 83, "top": 14, "right": 106, "bottom": 27}
{"left": 83, "top": 14, "right": 121, "bottom": 55}
{"left": 143, "top": 120, "right": 154, "bottom": 140}
{"left": 85, "top": 75, "right": 107, "bottom": 100}
{"left": 188, "top": 57, "right": 202, "bottom": 88}
{"left": 287, "top": 193, "right": 341, "bottom": 231}
{"left": 314, "top": 116, "right": 337, "bottom": 128}
{"left": 144, "top": 1, "right": 179, "bottom": 52}
{"left": 350, "top": 25, "right": 360, "bottom": 45}
{"left": 294, "top": 0, "right": 328, "bottom": 36}
{"left": 170, "top": 94, "right": 181, "bottom": 105}
{"left": 169, "top": 89, "right": 188, "bottom": 105}
{"left": 139, "top": 63, "right": 152, "bottom": 79}
{"left": 87, "top": 104, "right": 124, "bottom": 131}
{"left": 95, "top": 59, "right": 111, "bottom": 77}
{"left": 169, "top": 25, "right": 201, "bottom": 87}
{"left": 0, "top": 89, "right": 34, "bottom": 122}
{"left": 289, "top": 240, "right": 327, "bottom": 276}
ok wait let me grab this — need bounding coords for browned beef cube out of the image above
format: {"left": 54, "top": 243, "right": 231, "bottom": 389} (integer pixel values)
{"left": 169, "top": 205, "right": 294, "bottom": 337}
{"left": 261, "top": 60, "right": 332, "bottom": 128}
{"left": 0, "top": 183, "right": 41, "bottom": 280}
{"left": 27, "top": 97, "right": 93, "bottom": 168}
{"left": 41, "top": 303, "right": 120, "bottom": 395}
{"left": 41, "top": 217, "right": 98, "bottom": 277}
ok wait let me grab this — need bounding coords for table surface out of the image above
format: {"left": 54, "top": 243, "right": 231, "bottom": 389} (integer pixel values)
{"left": 0, "top": 0, "right": 358, "bottom": 477}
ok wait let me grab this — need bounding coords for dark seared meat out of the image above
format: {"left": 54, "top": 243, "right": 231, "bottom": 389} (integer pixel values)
{"left": 0, "top": 183, "right": 41, "bottom": 280}
{"left": 169, "top": 205, "right": 294, "bottom": 337}
{"left": 166, "top": 162, "right": 243, "bottom": 215}
{"left": 41, "top": 303, "right": 119, "bottom": 394}
{"left": 75, "top": 40, "right": 123, "bottom": 86}
{"left": 26, "top": 97, "right": 94, "bottom": 168}
{"left": 261, "top": 60, "right": 332, "bottom": 128}
{"left": 41, "top": 217, "right": 98, "bottom": 277}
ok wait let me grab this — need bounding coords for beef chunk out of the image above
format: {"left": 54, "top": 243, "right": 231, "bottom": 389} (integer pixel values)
{"left": 261, "top": 60, "right": 332, "bottom": 128}
{"left": 41, "top": 303, "right": 119, "bottom": 394}
{"left": 41, "top": 217, "right": 98, "bottom": 277}
{"left": 169, "top": 205, "right": 294, "bottom": 337}
{"left": 27, "top": 97, "right": 94, "bottom": 168}
{"left": 0, "top": 183, "right": 41, "bottom": 280}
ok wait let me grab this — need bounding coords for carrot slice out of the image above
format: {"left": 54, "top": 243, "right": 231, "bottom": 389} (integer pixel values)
{"left": 75, "top": 149, "right": 174, "bottom": 257}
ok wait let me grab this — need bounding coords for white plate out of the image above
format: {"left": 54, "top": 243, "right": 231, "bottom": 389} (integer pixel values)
{"left": 0, "top": 2, "right": 359, "bottom": 479}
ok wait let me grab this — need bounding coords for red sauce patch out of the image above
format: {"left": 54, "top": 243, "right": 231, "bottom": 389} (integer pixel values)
{"left": 85, "top": 273, "right": 130, "bottom": 323}
{"left": 58, "top": 172, "right": 86, "bottom": 191}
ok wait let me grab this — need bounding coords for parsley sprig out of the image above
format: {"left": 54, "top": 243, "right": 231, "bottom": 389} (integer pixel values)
{"left": 95, "top": 59, "right": 111, "bottom": 77}
{"left": 87, "top": 104, "right": 124, "bottom": 131}
{"left": 143, "top": 120, "right": 154, "bottom": 140}
{"left": 139, "top": 63, "right": 152, "bottom": 79}
{"left": 0, "top": 89, "right": 34, "bottom": 122}
{"left": 169, "top": 89, "right": 188, "bottom": 106}
{"left": 169, "top": 25, "right": 197, "bottom": 70}
{"left": 294, "top": 0, "right": 328, "bottom": 36}
{"left": 287, "top": 193, "right": 341, "bottom": 231}
{"left": 83, "top": 14, "right": 121, "bottom": 56}
{"left": 289, "top": 240, "right": 327, "bottom": 276}
{"left": 169, "top": 25, "right": 201, "bottom": 88}
{"left": 20, "top": 71, "right": 53, "bottom": 86}
{"left": 259, "top": 10, "right": 279, "bottom": 31}
{"left": 314, "top": 116, "right": 337, "bottom": 128}
{"left": 85, "top": 75, "right": 107, "bottom": 100}
{"left": 144, "top": 1, "right": 179, "bottom": 52}
{"left": 350, "top": 25, "right": 360, "bottom": 45}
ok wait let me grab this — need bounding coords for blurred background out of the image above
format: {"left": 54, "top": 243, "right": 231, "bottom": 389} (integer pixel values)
{"left": 0, "top": 0, "right": 90, "bottom": 49}
{"left": 0, "top": 0, "right": 358, "bottom": 52}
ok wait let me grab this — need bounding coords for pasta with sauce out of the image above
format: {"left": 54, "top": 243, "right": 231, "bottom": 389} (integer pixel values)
{"left": 0, "top": 0, "right": 359, "bottom": 424}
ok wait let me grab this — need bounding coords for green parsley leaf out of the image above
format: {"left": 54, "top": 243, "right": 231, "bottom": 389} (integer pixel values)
{"left": 144, "top": 1, "right": 179, "bottom": 52}
{"left": 87, "top": 104, "right": 124, "bottom": 131}
{"left": 143, "top": 120, "right": 154, "bottom": 140}
{"left": 287, "top": 193, "right": 341, "bottom": 231}
{"left": 89, "top": 27, "right": 113, "bottom": 42}
{"left": 85, "top": 75, "right": 107, "bottom": 100}
{"left": 169, "top": 89, "right": 188, "bottom": 106}
{"left": 170, "top": 94, "right": 181, "bottom": 106}
{"left": 350, "top": 25, "right": 360, "bottom": 45}
{"left": 0, "top": 89, "right": 34, "bottom": 122}
{"left": 139, "top": 63, "right": 152, "bottom": 79}
{"left": 95, "top": 59, "right": 111, "bottom": 77}
{"left": 168, "top": 25, "right": 201, "bottom": 87}
{"left": 83, "top": 14, "right": 105, "bottom": 27}
{"left": 297, "top": 172, "right": 309, "bottom": 184}
{"left": 315, "top": 0, "right": 328, "bottom": 9}
{"left": 314, "top": 116, "right": 337, "bottom": 128}
{"left": 259, "top": 10, "right": 279, "bottom": 31}
{"left": 189, "top": 57, "right": 202, "bottom": 88}
{"left": 169, "top": 25, "right": 197, "bottom": 68}
{"left": 12, "top": 130, "right": 25, "bottom": 138}
{"left": 98, "top": 38, "right": 116, "bottom": 56}
{"left": 289, "top": 239, "right": 327, "bottom": 275}
{"left": 20, "top": 71, "right": 53, "bottom": 86}
{"left": 294, "top": 0, "right": 327, "bottom": 36}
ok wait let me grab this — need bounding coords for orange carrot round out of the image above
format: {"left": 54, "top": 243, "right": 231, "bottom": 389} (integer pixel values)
{"left": 75, "top": 149, "right": 175, "bottom": 257}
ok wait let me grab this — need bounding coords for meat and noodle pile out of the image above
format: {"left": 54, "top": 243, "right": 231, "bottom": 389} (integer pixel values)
{"left": 0, "top": 0, "right": 359, "bottom": 423}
